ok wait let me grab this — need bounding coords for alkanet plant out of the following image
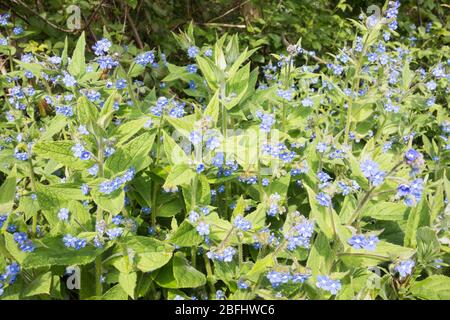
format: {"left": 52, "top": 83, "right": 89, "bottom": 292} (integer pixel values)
{"left": 0, "top": 1, "right": 449, "bottom": 300}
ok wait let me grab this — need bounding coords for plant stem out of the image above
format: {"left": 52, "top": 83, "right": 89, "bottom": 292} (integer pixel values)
{"left": 95, "top": 255, "right": 102, "bottom": 297}
{"left": 348, "top": 160, "right": 403, "bottom": 224}
{"left": 344, "top": 33, "right": 371, "bottom": 145}
{"left": 203, "top": 253, "right": 215, "bottom": 297}
{"left": 220, "top": 83, "right": 230, "bottom": 218}
{"left": 95, "top": 137, "right": 105, "bottom": 297}
{"left": 238, "top": 240, "right": 243, "bottom": 268}
{"left": 191, "top": 246, "right": 197, "bottom": 269}
{"left": 151, "top": 180, "right": 158, "bottom": 226}
{"left": 191, "top": 174, "right": 198, "bottom": 268}
{"left": 328, "top": 205, "right": 337, "bottom": 238}
{"left": 27, "top": 157, "right": 38, "bottom": 236}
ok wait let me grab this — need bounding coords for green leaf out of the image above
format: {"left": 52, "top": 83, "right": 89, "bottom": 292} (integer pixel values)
{"left": 23, "top": 237, "right": 104, "bottom": 268}
{"left": 22, "top": 272, "right": 52, "bottom": 298}
{"left": 306, "top": 232, "right": 334, "bottom": 274}
{"left": 33, "top": 141, "right": 92, "bottom": 170}
{"left": 163, "top": 130, "right": 190, "bottom": 165}
{"left": 196, "top": 56, "right": 220, "bottom": 90}
{"left": 246, "top": 254, "right": 274, "bottom": 283}
{"left": 163, "top": 163, "right": 195, "bottom": 189}
{"left": 119, "top": 272, "right": 137, "bottom": 299}
{"left": 169, "top": 221, "right": 203, "bottom": 247}
{"left": 304, "top": 185, "right": 335, "bottom": 239}
{"left": 362, "top": 202, "right": 409, "bottom": 221}
{"left": 102, "top": 284, "right": 128, "bottom": 300}
{"left": 155, "top": 252, "right": 206, "bottom": 289}
{"left": 76, "top": 96, "right": 100, "bottom": 135}
{"left": 105, "top": 131, "right": 155, "bottom": 175}
{"left": 98, "top": 91, "right": 119, "bottom": 129}
{"left": 4, "top": 232, "right": 26, "bottom": 264}
{"left": 404, "top": 195, "right": 430, "bottom": 248}
{"left": 410, "top": 275, "right": 450, "bottom": 299}
{"left": 68, "top": 32, "right": 86, "bottom": 78}
{"left": 91, "top": 187, "right": 125, "bottom": 214}
{"left": 111, "top": 118, "right": 149, "bottom": 146}
{"left": 204, "top": 90, "right": 220, "bottom": 124}
{"left": 416, "top": 226, "right": 440, "bottom": 262}
{"left": 0, "top": 166, "right": 16, "bottom": 213}
{"left": 120, "top": 236, "right": 173, "bottom": 272}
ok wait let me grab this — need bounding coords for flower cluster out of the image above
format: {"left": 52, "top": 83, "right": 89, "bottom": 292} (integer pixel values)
{"left": 360, "top": 159, "right": 386, "bottom": 186}
{"left": 13, "top": 232, "right": 35, "bottom": 252}
{"left": 266, "top": 270, "right": 310, "bottom": 288}
{"left": 348, "top": 234, "right": 379, "bottom": 251}
{"left": 396, "top": 178, "right": 424, "bottom": 206}
{"left": 316, "top": 276, "right": 341, "bottom": 295}
{"left": 394, "top": 260, "right": 415, "bottom": 279}
{"left": 99, "top": 167, "right": 135, "bottom": 194}
{"left": 63, "top": 234, "right": 87, "bottom": 250}
{"left": 233, "top": 215, "right": 253, "bottom": 232}
{"left": 207, "top": 247, "right": 237, "bottom": 262}
{"left": 284, "top": 213, "right": 315, "bottom": 250}
{"left": 0, "top": 262, "right": 20, "bottom": 296}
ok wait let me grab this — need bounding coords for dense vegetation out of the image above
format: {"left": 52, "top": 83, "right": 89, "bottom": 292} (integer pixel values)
{"left": 0, "top": 0, "right": 449, "bottom": 300}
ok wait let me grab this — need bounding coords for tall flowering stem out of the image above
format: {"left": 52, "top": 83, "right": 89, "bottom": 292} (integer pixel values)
{"left": 348, "top": 160, "right": 403, "bottom": 225}
{"left": 27, "top": 157, "right": 38, "bottom": 237}
{"left": 95, "top": 137, "right": 105, "bottom": 297}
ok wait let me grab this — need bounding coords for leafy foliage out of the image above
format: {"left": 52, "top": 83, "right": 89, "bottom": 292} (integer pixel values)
{"left": 0, "top": 1, "right": 449, "bottom": 301}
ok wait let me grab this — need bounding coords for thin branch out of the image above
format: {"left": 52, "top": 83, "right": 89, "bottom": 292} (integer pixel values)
{"left": 84, "top": 0, "right": 107, "bottom": 33}
{"left": 124, "top": 4, "right": 144, "bottom": 49}
{"left": 208, "top": 0, "right": 251, "bottom": 23}
{"left": 11, "top": 0, "right": 78, "bottom": 33}
{"left": 199, "top": 22, "right": 247, "bottom": 29}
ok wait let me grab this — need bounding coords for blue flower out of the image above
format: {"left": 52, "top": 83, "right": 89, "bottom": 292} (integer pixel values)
{"left": 196, "top": 163, "right": 205, "bottom": 174}
{"left": 71, "top": 143, "right": 91, "bottom": 160}
{"left": 63, "top": 234, "right": 87, "bottom": 250}
{"left": 316, "top": 276, "right": 341, "bottom": 295}
{"left": 0, "top": 13, "right": 10, "bottom": 26}
{"left": 188, "top": 210, "right": 200, "bottom": 223}
{"left": 88, "top": 164, "right": 99, "bottom": 176}
{"left": 0, "top": 215, "right": 7, "bottom": 228}
{"left": 48, "top": 56, "right": 61, "bottom": 64}
{"left": 55, "top": 105, "right": 74, "bottom": 117}
{"left": 187, "top": 46, "right": 200, "bottom": 59}
{"left": 97, "top": 56, "right": 119, "bottom": 70}
{"left": 58, "top": 208, "right": 70, "bottom": 222}
{"left": 204, "top": 48, "right": 213, "bottom": 57}
{"left": 256, "top": 110, "right": 275, "bottom": 132}
{"left": 348, "top": 234, "right": 379, "bottom": 251}
{"left": 266, "top": 271, "right": 291, "bottom": 288}
{"left": 135, "top": 51, "right": 155, "bottom": 66}
{"left": 106, "top": 227, "right": 123, "bottom": 240}
{"left": 237, "top": 278, "right": 250, "bottom": 289}
{"left": 115, "top": 78, "right": 127, "bottom": 89}
{"left": 360, "top": 159, "right": 385, "bottom": 186}
{"left": 277, "top": 88, "right": 295, "bottom": 101}
{"left": 316, "top": 192, "right": 331, "bottom": 207}
{"left": 14, "top": 151, "right": 28, "bottom": 161}
{"left": 207, "top": 247, "right": 236, "bottom": 262}
{"left": 62, "top": 73, "right": 77, "bottom": 87}
{"left": 394, "top": 260, "right": 415, "bottom": 279}
{"left": 196, "top": 222, "right": 210, "bottom": 236}
{"left": 13, "top": 232, "right": 35, "bottom": 252}
{"left": 186, "top": 64, "right": 198, "bottom": 73}
{"left": 405, "top": 149, "right": 419, "bottom": 163}
{"left": 92, "top": 38, "right": 112, "bottom": 56}
{"left": 151, "top": 96, "right": 169, "bottom": 116}
{"left": 112, "top": 214, "right": 124, "bottom": 225}
{"left": 189, "top": 130, "right": 203, "bottom": 145}
{"left": 233, "top": 215, "right": 253, "bottom": 231}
